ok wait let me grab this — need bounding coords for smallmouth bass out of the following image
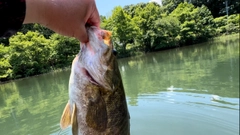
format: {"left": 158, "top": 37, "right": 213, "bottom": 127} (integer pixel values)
{"left": 60, "top": 26, "right": 130, "bottom": 135}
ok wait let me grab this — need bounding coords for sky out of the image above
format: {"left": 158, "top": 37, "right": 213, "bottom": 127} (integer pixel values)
{"left": 95, "top": 0, "right": 162, "bottom": 16}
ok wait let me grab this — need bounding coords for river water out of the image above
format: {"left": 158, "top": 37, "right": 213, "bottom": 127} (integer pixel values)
{"left": 0, "top": 37, "right": 239, "bottom": 135}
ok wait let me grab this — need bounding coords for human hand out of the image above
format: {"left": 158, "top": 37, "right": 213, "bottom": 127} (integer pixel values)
{"left": 24, "top": 0, "right": 100, "bottom": 43}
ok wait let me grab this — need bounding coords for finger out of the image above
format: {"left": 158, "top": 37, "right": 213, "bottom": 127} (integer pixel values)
{"left": 87, "top": 7, "right": 100, "bottom": 27}
{"left": 76, "top": 24, "right": 89, "bottom": 43}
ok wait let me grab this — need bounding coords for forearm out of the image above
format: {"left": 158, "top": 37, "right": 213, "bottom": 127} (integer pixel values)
{"left": 24, "top": 0, "right": 76, "bottom": 30}
{"left": 24, "top": 0, "right": 43, "bottom": 24}
{"left": 24, "top": 0, "right": 49, "bottom": 25}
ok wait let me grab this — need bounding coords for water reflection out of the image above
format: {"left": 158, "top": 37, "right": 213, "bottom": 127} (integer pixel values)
{"left": 120, "top": 37, "right": 239, "bottom": 104}
{"left": 0, "top": 71, "right": 70, "bottom": 135}
{"left": 0, "top": 37, "right": 239, "bottom": 135}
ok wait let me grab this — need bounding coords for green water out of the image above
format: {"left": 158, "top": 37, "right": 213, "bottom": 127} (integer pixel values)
{"left": 0, "top": 37, "right": 239, "bottom": 135}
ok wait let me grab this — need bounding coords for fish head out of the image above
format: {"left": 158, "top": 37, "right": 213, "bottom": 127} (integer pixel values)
{"left": 71, "top": 26, "right": 117, "bottom": 92}
{"left": 81, "top": 26, "right": 113, "bottom": 54}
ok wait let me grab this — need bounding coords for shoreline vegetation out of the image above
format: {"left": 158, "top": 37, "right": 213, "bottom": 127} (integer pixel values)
{"left": 0, "top": 34, "right": 238, "bottom": 85}
{"left": 0, "top": 2, "right": 239, "bottom": 83}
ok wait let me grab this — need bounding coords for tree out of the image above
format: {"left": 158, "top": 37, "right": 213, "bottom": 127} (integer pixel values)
{"left": 170, "top": 3, "right": 214, "bottom": 45}
{"left": 162, "top": 0, "right": 239, "bottom": 17}
{"left": 154, "top": 16, "right": 181, "bottom": 49}
{"left": 100, "top": 15, "right": 107, "bottom": 29}
{"left": 8, "top": 31, "right": 52, "bottom": 78}
{"left": 214, "top": 14, "right": 240, "bottom": 35}
{"left": 195, "top": 5, "right": 215, "bottom": 39}
{"left": 103, "top": 6, "right": 140, "bottom": 57}
{"left": 0, "top": 44, "right": 12, "bottom": 81}
{"left": 131, "top": 2, "right": 164, "bottom": 52}
{"left": 123, "top": 3, "right": 148, "bottom": 18}
{"left": 49, "top": 34, "right": 80, "bottom": 68}
{"left": 162, "top": 0, "right": 182, "bottom": 14}
{"left": 20, "top": 24, "right": 54, "bottom": 38}
{"left": 190, "top": 0, "right": 239, "bottom": 17}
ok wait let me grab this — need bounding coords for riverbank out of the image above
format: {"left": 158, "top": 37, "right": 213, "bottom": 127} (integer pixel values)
{"left": 0, "top": 67, "right": 71, "bottom": 84}
{"left": 123, "top": 33, "right": 240, "bottom": 58}
{"left": 0, "top": 33, "right": 239, "bottom": 84}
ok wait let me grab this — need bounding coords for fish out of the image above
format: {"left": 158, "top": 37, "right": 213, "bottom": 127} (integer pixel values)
{"left": 60, "top": 26, "right": 130, "bottom": 135}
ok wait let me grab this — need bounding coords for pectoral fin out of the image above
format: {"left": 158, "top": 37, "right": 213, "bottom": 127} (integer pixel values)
{"left": 71, "top": 103, "right": 78, "bottom": 135}
{"left": 60, "top": 102, "right": 71, "bottom": 129}
{"left": 60, "top": 102, "right": 78, "bottom": 135}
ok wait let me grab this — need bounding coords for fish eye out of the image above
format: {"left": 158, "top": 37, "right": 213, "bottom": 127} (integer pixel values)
{"left": 112, "top": 49, "right": 117, "bottom": 56}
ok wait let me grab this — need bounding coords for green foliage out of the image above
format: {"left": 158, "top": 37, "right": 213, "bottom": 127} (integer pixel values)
{"left": 123, "top": 3, "right": 148, "bottom": 18}
{"left": 49, "top": 34, "right": 79, "bottom": 68}
{"left": 154, "top": 16, "right": 181, "bottom": 49}
{"left": 0, "top": 38, "right": 9, "bottom": 45}
{"left": 0, "top": 2, "right": 239, "bottom": 82}
{"left": 20, "top": 24, "right": 54, "bottom": 38}
{"left": 0, "top": 31, "right": 80, "bottom": 81}
{"left": 162, "top": 0, "right": 182, "bottom": 14}
{"left": 101, "top": 2, "right": 237, "bottom": 58}
{"left": 200, "top": 0, "right": 239, "bottom": 17}
{"left": 227, "top": 14, "right": 240, "bottom": 33}
{"left": 8, "top": 31, "right": 52, "bottom": 78}
{"left": 102, "top": 6, "right": 140, "bottom": 57}
{"left": 0, "top": 44, "right": 12, "bottom": 80}
{"left": 102, "top": 2, "right": 238, "bottom": 57}
{"left": 131, "top": 2, "right": 164, "bottom": 52}
{"left": 170, "top": 3, "right": 215, "bottom": 45}
{"left": 214, "top": 14, "right": 240, "bottom": 35}
{"left": 100, "top": 15, "right": 107, "bottom": 28}
{"left": 162, "top": 0, "right": 239, "bottom": 17}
